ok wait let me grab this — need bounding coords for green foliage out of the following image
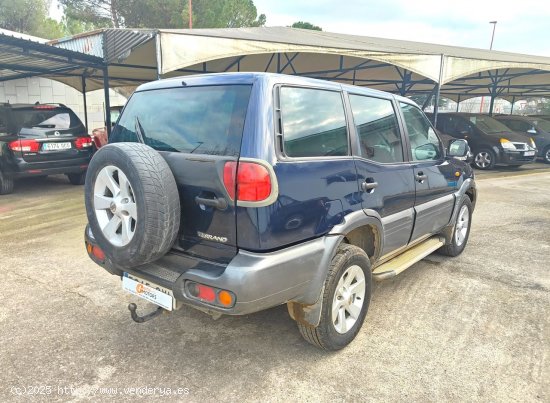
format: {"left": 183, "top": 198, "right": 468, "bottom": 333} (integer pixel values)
{"left": 0, "top": 0, "right": 64, "bottom": 39}
{"left": 59, "top": 0, "right": 117, "bottom": 28}
{"left": 182, "top": 0, "right": 266, "bottom": 29}
{"left": 291, "top": 21, "right": 322, "bottom": 31}
{"left": 118, "top": 0, "right": 186, "bottom": 28}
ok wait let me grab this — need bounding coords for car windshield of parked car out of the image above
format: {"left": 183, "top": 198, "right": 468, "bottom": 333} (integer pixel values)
{"left": 110, "top": 85, "right": 252, "bottom": 156}
{"left": 534, "top": 119, "right": 550, "bottom": 132}
{"left": 469, "top": 115, "right": 511, "bottom": 134}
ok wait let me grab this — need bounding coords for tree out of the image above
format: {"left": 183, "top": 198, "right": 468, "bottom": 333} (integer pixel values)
{"left": 59, "top": 0, "right": 120, "bottom": 28}
{"left": 118, "top": 0, "right": 186, "bottom": 28}
{"left": 59, "top": 0, "right": 266, "bottom": 32}
{"left": 0, "top": 0, "right": 64, "bottom": 39}
{"left": 291, "top": 21, "right": 322, "bottom": 31}
{"left": 182, "top": 0, "right": 266, "bottom": 29}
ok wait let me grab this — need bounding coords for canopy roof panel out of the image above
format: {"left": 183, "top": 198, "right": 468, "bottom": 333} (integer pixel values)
{"left": 0, "top": 31, "right": 103, "bottom": 85}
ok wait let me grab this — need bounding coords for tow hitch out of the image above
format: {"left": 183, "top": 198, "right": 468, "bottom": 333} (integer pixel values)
{"left": 128, "top": 303, "right": 165, "bottom": 323}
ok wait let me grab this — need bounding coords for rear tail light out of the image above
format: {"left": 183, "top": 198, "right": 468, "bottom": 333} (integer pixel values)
{"left": 8, "top": 139, "right": 40, "bottom": 153}
{"left": 186, "top": 281, "right": 235, "bottom": 307}
{"left": 75, "top": 136, "right": 93, "bottom": 149}
{"left": 223, "top": 161, "right": 274, "bottom": 203}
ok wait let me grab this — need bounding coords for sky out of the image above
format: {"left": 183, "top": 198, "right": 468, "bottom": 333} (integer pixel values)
{"left": 50, "top": 0, "right": 550, "bottom": 56}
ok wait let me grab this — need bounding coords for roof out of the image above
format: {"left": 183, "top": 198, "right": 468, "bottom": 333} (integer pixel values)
{"left": 0, "top": 30, "right": 103, "bottom": 87}
{"left": 2, "top": 26, "right": 550, "bottom": 101}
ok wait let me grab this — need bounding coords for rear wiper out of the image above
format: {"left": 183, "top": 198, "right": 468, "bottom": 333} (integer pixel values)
{"left": 134, "top": 116, "right": 147, "bottom": 144}
{"left": 33, "top": 124, "right": 55, "bottom": 128}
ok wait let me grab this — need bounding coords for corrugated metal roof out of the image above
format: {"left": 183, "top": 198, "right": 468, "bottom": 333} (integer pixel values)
{"left": 0, "top": 31, "right": 103, "bottom": 84}
{"left": 49, "top": 29, "right": 156, "bottom": 63}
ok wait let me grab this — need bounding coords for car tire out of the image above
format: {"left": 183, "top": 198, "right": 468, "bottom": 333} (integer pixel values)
{"left": 297, "top": 244, "right": 372, "bottom": 350}
{"left": 473, "top": 148, "right": 496, "bottom": 170}
{"left": 67, "top": 172, "right": 86, "bottom": 185}
{"left": 85, "top": 143, "right": 180, "bottom": 269}
{"left": 439, "top": 196, "right": 473, "bottom": 257}
{"left": 0, "top": 170, "right": 14, "bottom": 195}
{"left": 543, "top": 146, "right": 550, "bottom": 164}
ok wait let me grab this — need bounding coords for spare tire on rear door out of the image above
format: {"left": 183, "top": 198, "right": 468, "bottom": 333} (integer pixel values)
{"left": 85, "top": 143, "right": 180, "bottom": 269}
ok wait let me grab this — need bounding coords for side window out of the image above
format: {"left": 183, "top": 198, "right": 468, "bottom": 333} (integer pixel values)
{"left": 399, "top": 102, "right": 442, "bottom": 161}
{"left": 280, "top": 87, "right": 348, "bottom": 158}
{"left": 349, "top": 94, "right": 404, "bottom": 163}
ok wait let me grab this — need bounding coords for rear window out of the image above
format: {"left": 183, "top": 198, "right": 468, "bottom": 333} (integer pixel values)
{"left": 110, "top": 85, "right": 252, "bottom": 156}
{"left": 13, "top": 108, "right": 83, "bottom": 131}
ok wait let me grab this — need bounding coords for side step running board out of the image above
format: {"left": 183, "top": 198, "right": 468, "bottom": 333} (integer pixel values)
{"left": 372, "top": 236, "right": 445, "bottom": 281}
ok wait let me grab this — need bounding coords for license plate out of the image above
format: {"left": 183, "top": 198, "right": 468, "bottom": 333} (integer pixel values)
{"left": 43, "top": 142, "right": 71, "bottom": 151}
{"left": 524, "top": 151, "right": 535, "bottom": 157}
{"left": 122, "top": 273, "right": 174, "bottom": 311}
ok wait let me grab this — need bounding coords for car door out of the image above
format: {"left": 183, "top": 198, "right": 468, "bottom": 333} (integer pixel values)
{"left": 398, "top": 102, "right": 457, "bottom": 242}
{"left": 346, "top": 92, "right": 416, "bottom": 256}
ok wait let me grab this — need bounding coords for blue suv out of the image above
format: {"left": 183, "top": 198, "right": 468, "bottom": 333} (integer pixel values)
{"left": 84, "top": 73, "right": 476, "bottom": 350}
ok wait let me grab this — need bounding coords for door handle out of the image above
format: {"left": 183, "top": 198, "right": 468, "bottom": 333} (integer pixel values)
{"left": 416, "top": 172, "right": 427, "bottom": 183}
{"left": 195, "top": 196, "right": 228, "bottom": 210}
{"left": 361, "top": 179, "right": 378, "bottom": 192}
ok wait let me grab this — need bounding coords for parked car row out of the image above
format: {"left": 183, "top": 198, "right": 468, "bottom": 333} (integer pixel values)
{"left": 428, "top": 112, "right": 550, "bottom": 169}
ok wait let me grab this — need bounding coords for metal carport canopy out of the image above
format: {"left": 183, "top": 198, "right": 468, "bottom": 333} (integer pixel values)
{"left": 47, "top": 27, "right": 550, "bottom": 101}
{"left": 0, "top": 30, "right": 103, "bottom": 85}
{"left": 155, "top": 27, "right": 550, "bottom": 100}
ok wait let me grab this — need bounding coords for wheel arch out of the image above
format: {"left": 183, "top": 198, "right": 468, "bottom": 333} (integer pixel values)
{"left": 287, "top": 211, "right": 382, "bottom": 327}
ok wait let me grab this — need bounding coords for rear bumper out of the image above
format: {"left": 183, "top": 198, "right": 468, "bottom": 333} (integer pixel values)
{"left": 85, "top": 226, "right": 339, "bottom": 315}
{"left": 11, "top": 157, "right": 90, "bottom": 178}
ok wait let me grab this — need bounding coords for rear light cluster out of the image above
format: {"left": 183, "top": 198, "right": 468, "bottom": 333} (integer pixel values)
{"left": 186, "top": 281, "right": 235, "bottom": 308}
{"left": 223, "top": 161, "right": 274, "bottom": 203}
{"left": 75, "top": 136, "right": 93, "bottom": 149}
{"left": 8, "top": 139, "right": 39, "bottom": 153}
{"left": 86, "top": 242, "right": 105, "bottom": 262}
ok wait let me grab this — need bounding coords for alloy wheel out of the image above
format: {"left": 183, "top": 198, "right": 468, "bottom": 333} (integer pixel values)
{"left": 332, "top": 265, "right": 366, "bottom": 334}
{"left": 93, "top": 165, "right": 137, "bottom": 246}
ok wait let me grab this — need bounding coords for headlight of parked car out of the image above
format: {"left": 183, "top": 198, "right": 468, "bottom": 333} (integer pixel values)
{"left": 499, "top": 138, "right": 515, "bottom": 150}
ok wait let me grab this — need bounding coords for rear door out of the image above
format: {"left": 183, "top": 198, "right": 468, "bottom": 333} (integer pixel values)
{"left": 12, "top": 106, "right": 88, "bottom": 163}
{"left": 347, "top": 92, "right": 416, "bottom": 256}
{"left": 398, "top": 102, "right": 456, "bottom": 242}
{"left": 110, "top": 84, "right": 253, "bottom": 264}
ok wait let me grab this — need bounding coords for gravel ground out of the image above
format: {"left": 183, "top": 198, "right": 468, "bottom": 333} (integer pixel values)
{"left": 0, "top": 167, "right": 549, "bottom": 402}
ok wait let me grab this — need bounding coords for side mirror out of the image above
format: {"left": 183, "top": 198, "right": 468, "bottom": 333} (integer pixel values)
{"left": 414, "top": 143, "right": 439, "bottom": 160}
{"left": 527, "top": 128, "right": 537, "bottom": 135}
{"left": 447, "top": 139, "right": 470, "bottom": 160}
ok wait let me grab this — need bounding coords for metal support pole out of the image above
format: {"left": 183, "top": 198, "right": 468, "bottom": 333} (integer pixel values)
{"left": 433, "top": 54, "right": 445, "bottom": 127}
{"left": 103, "top": 66, "right": 112, "bottom": 138}
{"left": 510, "top": 96, "right": 516, "bottom": 114}
{"left": 456, "top": 94, "right": 461, "bottom": 112}
{"left": 81, "top": 75, "right": 88, "bottom": 132}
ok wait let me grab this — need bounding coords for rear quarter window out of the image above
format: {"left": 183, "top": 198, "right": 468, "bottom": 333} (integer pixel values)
{"left": 280, "top": 86, "right": 349, "bottom": 158}
{"left": 110, "top": 85, "right": 252, "bottom": 157}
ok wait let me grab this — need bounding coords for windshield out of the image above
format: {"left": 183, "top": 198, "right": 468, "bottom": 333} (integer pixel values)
{"left": 468, "top": 115, "right": 511, "bottom": 134}
{"left": 110, "top": 85, "right": 252, "bottom": 156}
{"left": 12, "top": 108, "right": 83, "bottom": 131}
{"left": 534, "top": 118, "right": 550, "bottom": 132}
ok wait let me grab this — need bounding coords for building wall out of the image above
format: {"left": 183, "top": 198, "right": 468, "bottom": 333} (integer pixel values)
{"left": 0, "top": 77, "right": 128, "bottom": 131}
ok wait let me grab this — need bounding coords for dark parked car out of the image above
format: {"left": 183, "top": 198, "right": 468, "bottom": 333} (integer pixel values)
{"left": 83, "top": 73, "right": 476, "bottom": 350}
{"left": 0, "top": 103, "right": 93, "bottom": 194}
{"left": 495, "top": 115, "right": 550, "bottom": 163}
{"left": 428, "top": 113, "right": 537, "bottom": 170}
